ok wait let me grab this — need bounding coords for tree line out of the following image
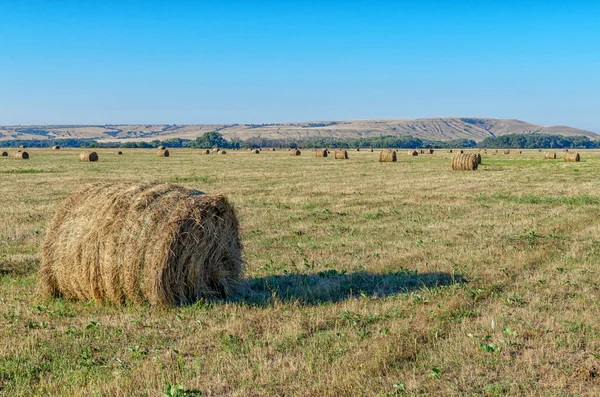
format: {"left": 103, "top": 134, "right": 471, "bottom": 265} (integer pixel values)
{"left": 0, "top": 132, "right": 597, "bottom": 150}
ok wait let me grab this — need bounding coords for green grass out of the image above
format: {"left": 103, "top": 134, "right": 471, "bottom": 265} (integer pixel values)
{"left": 1, "top": 148, "right": 600, "bottom": 395}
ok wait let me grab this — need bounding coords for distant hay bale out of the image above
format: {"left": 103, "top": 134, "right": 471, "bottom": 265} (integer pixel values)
{"left": 39, "top": 182, "right": 244, "bottom": 305}
{"left": 315, "top": 149, "right": 328, "bottom": 157}
{"left": 538, "top": 149, "right": 543, "bottom": 152}
{"left": 290, "top": 149, "right": 301, "bottom": 156}
{"left": 211, "top": 148, "right": 220, "bottom": 154}
{"left": 544, "top": 152, "right": 556, "bottom": 159}
{"left": 19, "top": 145, "right": 25, "bottom": 149}
{"left": 202, "top": 149, "right": 210, "bottom": 155}
{"left": 428, "top": 149, "right": 434, "bottom": 154}
{"left": 158, "top": 146, "right": 166, "bottom": 150}
{"left": 116, "top": 151, "right": 123, "bottom": 155}
{"left": 451, "top": 153, "right": 478, "bottom": 171}
{"left": 271, "top": 148, "right": 276, "bottom": 151}
{"left": 564, "top": 149, "right": 569, "bottom": 152}
{"left": 356, "top": 148, "right": 360, "bottom": 152}
{"left": 220, "top": 150, "right": 227, "bottom": 154}
{"left": 369, "top": 148, "right": 374, "bottom": 152}
{"left": 564, "top": 152, "right": 580, "bottom": 162}
{"left": 254, "top": 149, "right": 260, "bottom": 154}
{"left": 517, "top": 150, "right": 522, "bottom": 154}
{"left": 1, "top": 151, "right": 8, "bottom": 157}
{"left": 459, "top": 150, "right": 464, "bottom": 154}
{"left": 15, "top": 151, "right": 29, "bottom": 160}
{"left": 494, "top": 149, "right": 498, "bottom": 153}
{"left": 52, "top": 145, "right": 60, "bottom": 150}
{"left": 504, "top": 150, "right": 510, "bottom": 154}
{"left": 80, "top": 152, "right": 98, "bottom": 162}
{"left": 334, "top": 150, "right": 348, "bottom": 159}
{"left": 420, "top": 149, "right": 424, "bottom": 154}
{"left": 408, "top": 150, "right": 418, "bottom": 156}
{"left": 158, "top": 149, "right": 170, "bottom": 157}
{"left": 448, "top": 149, "right": 453, "bottom": 153}
{"left": 479, "top": 149, "right": 486, "bottom": 154}
{"left": 379, "top": 150, "right": 397, "bottom": 162}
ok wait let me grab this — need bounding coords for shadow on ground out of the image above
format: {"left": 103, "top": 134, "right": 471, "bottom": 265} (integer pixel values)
{"left": 234, "top": 269, "right": 466, "bottom": 306}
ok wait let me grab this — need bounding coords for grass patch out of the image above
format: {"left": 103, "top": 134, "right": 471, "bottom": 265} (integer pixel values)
{"left": 476, "top": 193, "right": 600, "bottom": 206}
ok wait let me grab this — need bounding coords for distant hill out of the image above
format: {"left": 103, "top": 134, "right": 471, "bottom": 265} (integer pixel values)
{"left": 0, "top": 118, "right": 596, "bottom": 142}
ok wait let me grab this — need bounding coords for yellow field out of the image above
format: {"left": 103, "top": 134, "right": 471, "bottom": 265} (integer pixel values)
{"left": 1, "top": 148, "right": 600, "bottom": 396}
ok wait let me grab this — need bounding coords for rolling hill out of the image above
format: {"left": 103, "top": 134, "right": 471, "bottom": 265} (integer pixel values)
{"left": 0, "top": 118, "right": 596, "bottom": 142}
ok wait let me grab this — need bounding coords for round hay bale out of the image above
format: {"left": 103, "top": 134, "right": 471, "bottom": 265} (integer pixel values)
{"left": 369, "top": 148, "right": 374, "bottom": 152}
{"left": 80, "top": 152, "right": 98, "bottom": 162}
{"left": 451, "top": 153, "right": 478, "bottom": 171}
{"left": 15, "top": 151, "right": 29, "bottom": 160}
{"left": 419, "top": 149, "right": 424, "bottom": 154}
{"left": 52, "top": 145, "right": 60, "bottom": 150}
{"left": 116, "top": 151, "right": 123, "bottom": 155}
{"left": 202, "top": 149, "right": 210, "bottom": 155}
{"left": 504, "top": 149, "right": 510, "bottom": 154}
{"left": 290, "top": 149, "right": 301, "bottom": 156}
{"left": 158, "top": 149, "right": 170, "bottom": 157}
{"left": 428, "top": 149, "right": 434, "bottom": 154}
{"left": 1, "top": 151, "right": 8, "bottom": 157}
{"left": 448, "top": 149, "right": 453, "bottom": 153}
{"left": 544, "top": 152, "right": 556, "bottom": 159}
{"left": 271, "top": 148, "right": 276, "bottom": 151}
{"left": 39, "top": 182, "right": 244, "bottom": 305}
{"left": 334, "top": 150, "right": 348, "bottom": 160}
{"left": 356, "top": 148, "right": 360, "bottom": 152}
{"left": 459, "top": 150, "right": 464, "bottom": 154}
{"left": 220, "top": 150, "right": 227, "bottom": 154}
{"left": 315, "top": 149, "right": 328, "bottom": 158}
{"left": 211, "top": 148, "right": 221, "bottom": 154}
{"left": 479, "top": 149, "right": 486, "bottom": 154}
{"left": 379, "top": 150, "right": 397, "bottom": 162}
{"left": 564, "top": 152, "right": 580, "bottom": 162}
{"left": 158, "top": 146, "right": 166, "bottom": 150}
{"left": 19, "top": 145, "right": 26, "bottom": 149}
{"left": 254, "top": 149, "right": 260, "bottom": 154}
{"left": 517, "top": 150, "right": 522, "bottom": 154}
{"left": 408, "top": 150, "right": 418, "bottom": 157}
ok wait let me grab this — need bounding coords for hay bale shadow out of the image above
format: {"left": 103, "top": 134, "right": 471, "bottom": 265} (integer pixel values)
{"left": 234, "top": 270, "right": 466, "bottom": 306}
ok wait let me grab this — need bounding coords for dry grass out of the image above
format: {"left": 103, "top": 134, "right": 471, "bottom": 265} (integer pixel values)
{"left": 40, "top": 182, "right": 243, "bottom": 305}
{"left": 79, "top": 152, "right": 98, "bottom": 162}
{"left": 565, "top": 152, "right": 580, "bottom": 162}
{"left": 14, "top": 151, "right": 29, "bottom": 160}
{"left": 379, "top": 150, "right": 397, "bottom": 162}
{"left": 2, "top": 148, "right": 600, "bottom": 395}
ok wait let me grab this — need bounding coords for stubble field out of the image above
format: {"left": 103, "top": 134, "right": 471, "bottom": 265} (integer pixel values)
{"left": 1, "top": 148, "right": 600, "bottom": 396}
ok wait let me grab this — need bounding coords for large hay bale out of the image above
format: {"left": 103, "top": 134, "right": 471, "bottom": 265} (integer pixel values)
{"left": 158, "top": 145, "right": 166, "bottom": 150}
{"left": 15, "top": 151, "right": 29, "bottom": 160}
{"left": 379, "top": 150, "right": 397, "bottom": 162}
{"left": 52, "top": 145, "right": 60, "bottom": 150}
{"left": 315, "top": 149, "right": 327, "bottom": 158}
{"left": 254, "top": 149, "right": 260, "bottom": 154}
{"left": 564, "top": 152, "right": 580, "bottom": 162}
{"left": 80, "top": 152, "right": 98, "bottom": 162}
{"left": 158, "top": 149, "right": 170, "bottom": 157}
{"left": 334, "top": 150, "right": 348, "bottom": 159}
{"left": 544, "top": 152, "right": 556, "bottom": 159}
{"left": 451, "top": 153, "right": 478, "bottom": 171}
{"left": 408, "top": 150, "right": 418, "bottom": 156}
{"left": 39, "top": 182, "right": 244, "bottom": 305}
{"left": 1, "top": 151, "right": 8, "bottom": 157}
{"left": 290, "top": 149, "right": 301, "bottom": 156}
{"left": 504, "top": 150, "right": 510, "bottom": 154}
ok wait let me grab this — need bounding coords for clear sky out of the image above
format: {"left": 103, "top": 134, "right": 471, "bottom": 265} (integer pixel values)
{"left": 0, "top": 0, "right": 599, "bottom": 131}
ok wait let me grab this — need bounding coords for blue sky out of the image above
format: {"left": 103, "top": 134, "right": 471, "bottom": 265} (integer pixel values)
{"left": 0, "top": 0, "right": 598, "bottom": 131}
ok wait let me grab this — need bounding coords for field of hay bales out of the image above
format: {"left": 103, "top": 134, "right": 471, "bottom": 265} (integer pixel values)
{"left": 2, "top": 148, "right": 600, "bottom": 395}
